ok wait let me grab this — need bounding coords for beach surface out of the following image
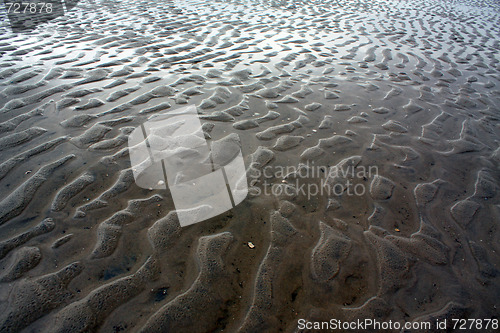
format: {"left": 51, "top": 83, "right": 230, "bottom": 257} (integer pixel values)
{"left": 0, "top": 0, "right": 499, "bottom": 332}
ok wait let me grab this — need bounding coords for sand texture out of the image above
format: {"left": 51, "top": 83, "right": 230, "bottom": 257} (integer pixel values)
{"left": 0, "top": 0, "right": 499, "bottom": 332}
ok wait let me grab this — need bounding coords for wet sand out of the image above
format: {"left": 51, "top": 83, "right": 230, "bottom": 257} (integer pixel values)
{"left": 0, "top": 0, "right": 499, "bottom": 332}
